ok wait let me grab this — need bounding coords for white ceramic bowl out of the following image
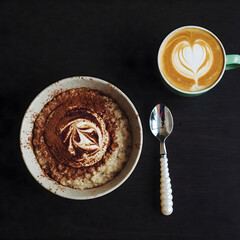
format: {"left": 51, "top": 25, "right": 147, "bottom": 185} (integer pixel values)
{"left": 20, "top": 76, "right": 143, "bottom": 199}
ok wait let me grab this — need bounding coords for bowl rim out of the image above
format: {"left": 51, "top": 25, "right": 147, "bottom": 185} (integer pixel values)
{"left": 20, "top": 76, "right": 143, "bottom": 200}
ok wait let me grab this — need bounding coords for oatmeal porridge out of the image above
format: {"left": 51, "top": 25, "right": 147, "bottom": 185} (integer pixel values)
{"left": 32, "top": 88, "right": 132, "bottom": 190}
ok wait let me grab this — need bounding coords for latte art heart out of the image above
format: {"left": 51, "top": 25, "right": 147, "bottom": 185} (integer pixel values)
{"left": 159, "top": 27, "right": 225, "bottom": 92}
{"left": 172, "top": 40, "right": 213, "bottom": 88}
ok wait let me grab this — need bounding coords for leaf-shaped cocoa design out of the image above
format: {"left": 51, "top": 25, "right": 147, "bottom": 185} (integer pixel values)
{"left": 60, "top": 119, "right": 102, "bottom": 156}
{"left": 58, "top": 108, "right": 110, "bottom": 167}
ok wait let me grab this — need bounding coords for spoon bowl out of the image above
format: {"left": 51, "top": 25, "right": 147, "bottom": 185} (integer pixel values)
{"left": 150, "top": 104, "right": 173, "bottom": 141}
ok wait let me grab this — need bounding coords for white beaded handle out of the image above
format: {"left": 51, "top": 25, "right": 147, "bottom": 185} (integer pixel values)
{"left": 160, "top": 156, "right": 173, "bottom": 215}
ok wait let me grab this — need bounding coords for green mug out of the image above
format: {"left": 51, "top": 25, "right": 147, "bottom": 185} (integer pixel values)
{"left": 157, "top": 26, "right": 240, "bottom": 97}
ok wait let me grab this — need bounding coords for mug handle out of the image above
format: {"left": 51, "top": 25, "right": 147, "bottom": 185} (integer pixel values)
{"left": 226, "top": 55, "right": 240, "bottom": 70}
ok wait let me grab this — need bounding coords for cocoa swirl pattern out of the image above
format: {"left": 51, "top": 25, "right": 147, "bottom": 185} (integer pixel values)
{"left": 44, "top": 107, "right": 110, "bottom": 168}
{"left": 60, "top": 119, "right": 101, "bottom": 155}
{"left": 59, "top": 109, "right": 109, "bottom": 166}
{"left": 172, "top": 39, "right": 213, "bottom": 91}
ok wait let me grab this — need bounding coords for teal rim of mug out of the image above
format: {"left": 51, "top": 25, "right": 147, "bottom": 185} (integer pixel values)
{"left": 157, "top": 25, "right": 228, "bottom": 97}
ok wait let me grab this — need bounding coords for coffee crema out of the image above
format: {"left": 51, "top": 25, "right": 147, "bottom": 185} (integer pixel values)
{"left": 32, "top": 88, "right": 132, "bottom": 190}
{"left": 159, "top": 27, "right": 225, "bottom": 92}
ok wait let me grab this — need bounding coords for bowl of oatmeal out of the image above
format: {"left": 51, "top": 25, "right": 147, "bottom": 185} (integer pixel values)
{"left": 20, "top": 76, "right": 143, "bottom": 199}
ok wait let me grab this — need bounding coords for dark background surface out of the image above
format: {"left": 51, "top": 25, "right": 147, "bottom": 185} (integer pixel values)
{"left": 1, "top": 0, "right": 240, "bottom": 239}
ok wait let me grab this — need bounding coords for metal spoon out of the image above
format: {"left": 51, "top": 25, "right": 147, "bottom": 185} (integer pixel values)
{"left": 149, "top": 104, "right": 174, "bottom": 215}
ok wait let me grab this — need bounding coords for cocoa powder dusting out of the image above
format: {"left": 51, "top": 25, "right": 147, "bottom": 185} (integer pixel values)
{"left": 32, "top": 87, "right": 131, "bottom": 189}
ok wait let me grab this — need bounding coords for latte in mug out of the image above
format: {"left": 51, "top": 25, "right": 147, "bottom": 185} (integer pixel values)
{"left": 158, "top": 27, "right": 225, "bottom": 92}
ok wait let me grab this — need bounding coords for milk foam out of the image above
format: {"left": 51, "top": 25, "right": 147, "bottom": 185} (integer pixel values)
{"left": 172, "top": 40, "right": 213, "bottom": 86}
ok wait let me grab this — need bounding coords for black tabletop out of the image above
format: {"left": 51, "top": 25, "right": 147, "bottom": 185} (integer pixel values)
{"left": 2, "top": 1, "right": 240, "bottom": 239}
